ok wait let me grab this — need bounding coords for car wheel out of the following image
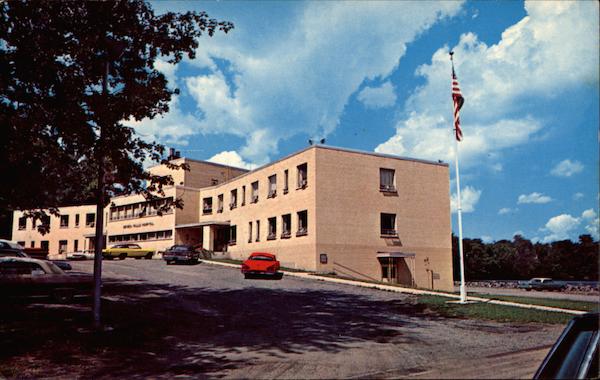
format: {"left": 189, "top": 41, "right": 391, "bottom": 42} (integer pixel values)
{"left": 135, "top": 256, "right": 142, "bottom": 260}
{"left": 53, "top": 288, "right": 74, "bottom": 303}
{"left": 243, "top": 273, "right": 249, "bottom": 279}
{"left": 119, "top": 253, "right": 127, "bottom": 260}
{"left": 166, "top": 260, "right": 172, "bottom": 265}
{"left": 145, "top": 253, "right": 153, "bottom": 260}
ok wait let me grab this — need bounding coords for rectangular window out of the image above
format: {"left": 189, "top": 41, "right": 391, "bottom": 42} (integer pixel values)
{"left": 217, "top": 194, "right": 224, "bottom": 213}
{"left": 242, "top": 186, "right": 246, "bottom": 206}
{"left": 40, "top": 241, "right": 49, "bottom": 251}
{"left": 267, "top": 217, "right": 277, "bottom": 240}
{"left": 380, "top": 213, "right": 397, "bottom": 237}
{"left": 58, "top": 240, "right": 68, "bottom": 254}
{"left": 74, "top": 239, "right": 79, "bottom": 252}
{"left": 75, "top": 214, "right": 80, "bottom": 227}
{"left": 165, "top": 230, "right": 172, "bottom": 238}
{"left": 281, "top": 214, "right": 292, "bottom": 239}
{"left": 268, "top": 175, "right": 277, "bottom": 198}
{"left": 41, "top": 215, "right": 50, "bottom": 228}
{"left": 230, "top": 189, "right": 238, "bottom": 210}
{"left": 18, "top": 217, "right": 26, "bottom": 230}
{"left": 297, "top": 210, "right": 308, "bottom": 236}
{"left": 60, "top": 215, "right": 69, "bottom": 228}
{"left": 248, "top": 222, "right": 253, "bottom": 243}
{"left": 86, "top": 213, "right": 95, "bottom": 227}
{"left": 255, "top": 220, "right": 260, "bottom": 242}
{"left": 283, "top": 169, "right": 289, "bottom": 194}
{"left": 297, "top": 163, "right": 308, "bottom": 189}
{"left": 30, "top": 241, "right": 35, "bottom": 248}
{"left": 17, "top": 241, "right": 25, "bottom": 247}
{"left": 229, "top": 225, "right": 237, "bottom": 245}
{"left": 380, "top": 168, "right": 396, "bottom": 192}
{"left": 251, "top": 181, "right": 259, "bottom": 203}
{"left": 203, "top": 197, "right": 213, "bottom": 214}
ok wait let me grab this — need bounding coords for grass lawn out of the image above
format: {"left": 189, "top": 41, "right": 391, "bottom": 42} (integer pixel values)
{"left": 417, "top": 295, "right": 578, "bottom": 324}
{"left": 471, "top": 294, "right": 599, "bottom": 312}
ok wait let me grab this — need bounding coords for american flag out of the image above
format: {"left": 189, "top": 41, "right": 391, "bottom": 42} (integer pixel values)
{"left": 452, "top": 68, "right": 464, "bottom": 141}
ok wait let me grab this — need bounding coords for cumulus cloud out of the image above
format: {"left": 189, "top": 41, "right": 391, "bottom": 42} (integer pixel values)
{"left": 450, "top": 186, "right": 481, "bottom": 213}
{"left": 550, "top": 159, "right": 584, "bottom": 177}
{"left": 168, "top": 2, "right": 463, "bottom": 162}
{"left": 376, "top": 1, "right": 599, "bottom": 166}
{"left": 541, "top": 214, "right": 580, "bottom": 243}
{"left": 208, "top": 151, "right": 258, "bottom": 170}
{"left": 573, "top": 192, "right": 584, "bottom": 200}
{"left": 517, "top": 192, "right": 552, "bottom": 204}
{"left": 498, "top": 207, "right": 516, "bottom": 215}
{"left": 357, "top": 81, "right": 397, "bottom": 109}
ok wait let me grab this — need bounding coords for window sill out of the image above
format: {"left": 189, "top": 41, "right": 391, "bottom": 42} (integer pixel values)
{"left": 228, "top": 241, "right": 237, "bottom": 246}
{"left": 296, "top": 231, "right": 308, "bottom": 237}
{"left": 267, "top": 193, "right": 277, "bottom": 199}
{"left": 267, "top": 235, "right": 276, "bottom": 241}
{"left": 381, "top": 234, "right": 399, "bottom": 238}
{"left": 202, "top": 211, "right": 213, "bottom": 215}
{"left": 283, "top": 189, "right": 289, "bottom": 195}
{"left": 280, "top": 233, "right": 291, "bottom": 239}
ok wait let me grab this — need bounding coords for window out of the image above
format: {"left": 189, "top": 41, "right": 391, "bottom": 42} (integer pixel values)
{"left": 297, "top": 210, "right": 308, "bottom": 236}
{"left": 281, "top": 214, "right": 291, "bottom": 238}
{"left": 41, "top": 215, "right": 50, "bottom": 228}
{"left": 41, "top": 241, "right": 49, "bottom": 251}
{"left": 17, "top": 241, "right": 25, "bottom": 247}
{"left": 203, "top": 197, "right": 213, "bottom": 214}
{"left": 380, "top": 213, "right": 397, "bottom": 237}
{"left": 230, "top": 189, "right": 238, "bottom": 210}
{"left": 74, "top": 240, "right": 79, "bottom": 252}
{"left": 30, "top": 241, "right": 35, "bottom": 248}
{"left": 267, "top": 217, "right": 277, "bottom": 240}
{"left": 297, "top": 163, "right": 307, "bottom": 189}
{"left": 255, "top": 220, "right": 260, "bottom": 242}
{"left": 229, "top": 225, "right": 237, "bottom": 245}
{"left": 248, "top": 222, "right": 253, "bottom": 243}
{"left": 241, "top": 186, "right": 246, "bottom": 206}
{"left": 217, "top": 194, "right": 224, "bottom": 213}
{"left": 60, "top": 215, "right": 69, "bottom": 228}
{"left": 18, "top": 217, "right": 26, "bottom": 230}
{"left": 86, "top": 213, "right": 95, "bottom": 227}
{"left": 283, "top": 170, "right": 289, "bottom": 194}
{"left": 380, "top": 168, "right": 396, "bottom": 192}
{"left": 59, "top": 240, "right": 68, "bottom": 254}
{"left": 251, "top": 181, "right": 259, "bottom": 203}
{"left": 268, "top": 175, "right": 277, "bottom": 198}
{"left": 75, "top": 214, "right": 80, "bottom": 227}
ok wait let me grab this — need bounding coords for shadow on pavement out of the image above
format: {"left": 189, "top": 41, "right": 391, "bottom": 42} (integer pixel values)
{"left": 0, "top": 279, "right": 440, "bottom": 378}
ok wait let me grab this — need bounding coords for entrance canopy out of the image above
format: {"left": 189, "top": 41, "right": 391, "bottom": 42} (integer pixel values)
{"left": 376, "top": 251, "right": 415, "bottom": 259}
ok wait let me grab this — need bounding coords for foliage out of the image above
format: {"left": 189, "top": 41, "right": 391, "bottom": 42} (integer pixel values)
{"left": 453, "top": 234, "right": 599, "bottom": 281}
{"left": 0, "top": 0, "right": 233, "bottom": 230}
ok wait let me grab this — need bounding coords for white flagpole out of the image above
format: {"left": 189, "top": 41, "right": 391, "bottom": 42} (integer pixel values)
{"left": 450, "top": 51, "right": 467, "bottom": 304}
{"left": 454, "top": 133, "right": 467, "bottom": 303}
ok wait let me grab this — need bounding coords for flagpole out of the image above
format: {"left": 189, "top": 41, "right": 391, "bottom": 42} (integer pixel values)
{"left": 450, "top": 51, "right": 467, "bottom": 304}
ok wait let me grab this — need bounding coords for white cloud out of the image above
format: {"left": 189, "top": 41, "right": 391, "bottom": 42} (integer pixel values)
{"left": 518, "top": 192, "right": 552, "bottom": 204}
{"left": 513, "top": 230, "right": 524, "bottom": 237}
{"left": 207, "top": 151, "right": 258, "bottom": 170}
{"left": 450, "top": 186, "right": 481, "bottom": 213}
{"left": 376, "top": 1, "right": 599, "bottom": 165}
{"left": 357, "top": 81, "right": 397, "bottom": 109}
{"left": 550, "top": 159, "right": 584, "bottom": 177}
{"left": 481, "top": 235, "right": 493, "bottom": 243}
{"left": 581, "top": 209, "right": 597, "bottom": 220}
{"left": 584, "top": 217, "right": 599, "bottom": 239}
{"left": 177, "top": 2, "right": 463, "bottom": 162}
{"left": 573, "top": 192, "right": 584, "bottom": 200}
{"left": 498, "top": 207, "right": 516, "bottom": 215}
{"left": 541, "top": 214, "right": 580, "bottom": 243}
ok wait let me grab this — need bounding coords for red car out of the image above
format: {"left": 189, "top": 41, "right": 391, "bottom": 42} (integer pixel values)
{"left": 241, "top": 252, "right": 282, "bottom": 279}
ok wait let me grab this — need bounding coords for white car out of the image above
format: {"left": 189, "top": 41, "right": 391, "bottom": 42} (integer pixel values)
{"left": 66, "top": 250, "right": 95, "bottom": 260}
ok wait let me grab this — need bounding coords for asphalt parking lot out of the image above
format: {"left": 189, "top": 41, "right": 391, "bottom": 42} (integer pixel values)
{"left": 2, "top": 259, "right": 564, "bottom": 379}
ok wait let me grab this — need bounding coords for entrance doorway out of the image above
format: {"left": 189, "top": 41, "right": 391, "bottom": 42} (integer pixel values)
{"left": 213, "top": 225, "right": 230, "bottom": 252}
{"left": 376, "top": 252, "right": 415, "bottom": 287}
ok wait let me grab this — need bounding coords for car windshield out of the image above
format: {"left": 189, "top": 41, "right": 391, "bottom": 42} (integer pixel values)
{"left": 44, "top": 262, "right": 64, "bottom": 274}
{"left": 250, "top": 255, "right": 274, "bottom": 261}
{"left": 170, "top": 246, "right": 191, "bottom": 252}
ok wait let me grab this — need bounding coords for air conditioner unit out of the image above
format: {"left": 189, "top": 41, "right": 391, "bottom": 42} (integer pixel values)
{"left": 300, "top": 179, "right": 307, "bottom": 188}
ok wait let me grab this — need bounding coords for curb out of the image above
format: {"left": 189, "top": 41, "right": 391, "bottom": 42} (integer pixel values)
{"left": 202, "top": 260, "right": 587, "bottom": 315}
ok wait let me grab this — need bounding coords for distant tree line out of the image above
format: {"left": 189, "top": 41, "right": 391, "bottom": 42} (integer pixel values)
{"left": 452, "top": 234, "right": 599, "bottom": 281}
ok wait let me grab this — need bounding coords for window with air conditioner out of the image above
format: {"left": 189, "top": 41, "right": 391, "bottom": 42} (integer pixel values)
{"left": 267, "top": 217, "right": 277, "bottom": 240}
{"left": 297, "top": 210, "right": 308, "bottom": 236}
{"left": 281, "top": 214, "right": 292, "bottom": 238}
{"left": 203, "top": 197, "right": 213, "bottom": 214}
{"left": 60, "top": 215, "right": 69, "bottom": 228}
{"left": 268, "top": 175, "right": 277, "bottom": 198}
{"left": 217, "top": 194, "right": 224, "bottom": 213}
{"left": 297, "top": 163, "right": 307, "bottom": 189}
{"left": 230, "top": 189, "right": 238, "bottom": 209}
{"left": 251, "top": 181, "right": 259, "bottom": 203}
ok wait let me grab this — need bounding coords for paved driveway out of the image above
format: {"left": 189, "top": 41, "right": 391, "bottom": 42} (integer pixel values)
{"left": 62, "top": 260, "right": 564, "bottom": 378}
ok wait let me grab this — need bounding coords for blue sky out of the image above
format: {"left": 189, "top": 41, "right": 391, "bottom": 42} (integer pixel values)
{"left": 131, "top": 1, "right": 599, "bottom": 243}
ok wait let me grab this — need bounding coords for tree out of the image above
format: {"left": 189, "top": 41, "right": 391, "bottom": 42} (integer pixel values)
{"left": 0, "top": 0, "right": 233, "bottom": 326}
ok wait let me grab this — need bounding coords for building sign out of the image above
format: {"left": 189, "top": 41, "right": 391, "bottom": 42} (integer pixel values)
{"left": 123, "top": 222, "right": 155, "bottom": 229}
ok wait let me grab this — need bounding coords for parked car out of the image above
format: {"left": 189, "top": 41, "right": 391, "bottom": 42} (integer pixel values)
{"left": 163, "top": 245, "right": 201, "bottom": 265}
{"left": 534, "top": 312, "right": 599, "bottom": 379}
{"left": 518, "top": 278, "right": 566, "bottom": 291}
{"left": 0, "top": 240, "right": 71, "bottom": 271}
{"left": 241, "top": 252, "right": 282, "bottom": 279}
{"left": 0, "top": 257, "right": 93, "bottom": 302}
{"left": 102, "top": 243, "right": 155, "bottom": 260}
{"left": 66, "top": 250, "right": 95, "bottom": 260}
